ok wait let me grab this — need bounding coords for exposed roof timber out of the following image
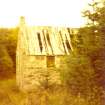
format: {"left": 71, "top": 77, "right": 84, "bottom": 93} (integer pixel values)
{"left": 18, "top": 20, "right": 74, "bottom": 55}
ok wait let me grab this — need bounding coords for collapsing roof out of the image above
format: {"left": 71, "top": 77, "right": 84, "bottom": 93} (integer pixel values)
{"left": 18, "top": 17, "right": 73, "bottom": 55}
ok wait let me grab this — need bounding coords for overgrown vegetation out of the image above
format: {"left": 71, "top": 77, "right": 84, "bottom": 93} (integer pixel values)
{"left": 0, "top": 0, "right": 105, "bottom": 105}
{"left": 0, "top": 28, "right": 18, "bottom": 78}
{"left": 60, "top": 0, "right": 105, "bottom": 104}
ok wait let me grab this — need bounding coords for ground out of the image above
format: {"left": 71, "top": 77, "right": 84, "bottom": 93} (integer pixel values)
{"left": 0, "top": 77, "right": 86, "bottom": 105}
{"left": 0, "top": 77, "right": 26, "bottom": 105}
{"left": 0, "top": 76, "right": 103, "bottom": 105}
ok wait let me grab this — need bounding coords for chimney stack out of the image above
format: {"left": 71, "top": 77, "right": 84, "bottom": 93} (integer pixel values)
{"left": 19, "top": 16, "right": 25, "bottom": 26}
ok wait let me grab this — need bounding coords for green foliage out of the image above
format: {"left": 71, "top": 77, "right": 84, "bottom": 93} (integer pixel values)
{"left": 82, "top": 0, "right": 105, "bottom": 89}
{"left": 0, "top": 28, "right": 18, "bottom": 78}
{"left": 0, "top": 45, "right": 13, "bottom": 76}
{"left": 58, "top": 1, "right": 105, "bottom": 104}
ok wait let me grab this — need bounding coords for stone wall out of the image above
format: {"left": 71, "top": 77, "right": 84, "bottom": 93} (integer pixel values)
{"left": 17, "top": 55, "right": 63, "bottom": 92}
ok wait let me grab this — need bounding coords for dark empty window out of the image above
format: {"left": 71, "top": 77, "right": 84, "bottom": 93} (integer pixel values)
{"left": 46, "top": 32, "right": 53, "bottom": 54}
{"left": 66, "top": 40, "right": 71, "bottom": 51}
{"left": 59, "top": 31, "right": 67, "bottom": 54}
{"left": 46, "top": 56, "right": 55, "bottom": 67}
{"left": 37, "top": 32, "right": 43, "bottom": 53}
{"left": 65, "top": 34, "right": 71, "bottom": 52}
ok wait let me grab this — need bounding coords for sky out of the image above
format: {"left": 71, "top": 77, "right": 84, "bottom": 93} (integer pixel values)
{"left": 0, "top": 0, "right": 92, "bottom": 28}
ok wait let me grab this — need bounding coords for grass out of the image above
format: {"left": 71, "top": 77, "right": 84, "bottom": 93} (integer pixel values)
{"left": 0, "top": 76, "right": 103, "bottom": 105}
{"left": 0, "top": 77, "right": 26, "bottom": 105}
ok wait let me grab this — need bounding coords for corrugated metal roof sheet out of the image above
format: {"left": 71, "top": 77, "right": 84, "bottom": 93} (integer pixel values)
{"left": 19, "top": 25, "right": 73, "bottom": 55}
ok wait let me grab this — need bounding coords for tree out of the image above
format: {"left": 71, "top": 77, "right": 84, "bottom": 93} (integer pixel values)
{"left": 0, "top": 28, "right": 18, "bottom": 78}
{"left": 59, "top": 1, "right": 105, "bottom": 104}
{"left": 82, "top": 0, "right": 105, "bottom": 88}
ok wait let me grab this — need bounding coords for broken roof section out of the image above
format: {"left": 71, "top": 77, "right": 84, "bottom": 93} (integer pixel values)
{"left": 18, "top": 17, "right": 73, "bottom": 55}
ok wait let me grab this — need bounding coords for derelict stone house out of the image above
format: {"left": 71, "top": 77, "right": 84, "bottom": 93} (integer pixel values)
{"left": 16, "top": 17, "right": 73, "bottom": 91}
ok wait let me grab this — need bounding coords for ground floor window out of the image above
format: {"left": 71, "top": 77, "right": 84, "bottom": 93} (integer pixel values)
{"left": 46, "top": 56, "right": 55, "bottom": 67}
